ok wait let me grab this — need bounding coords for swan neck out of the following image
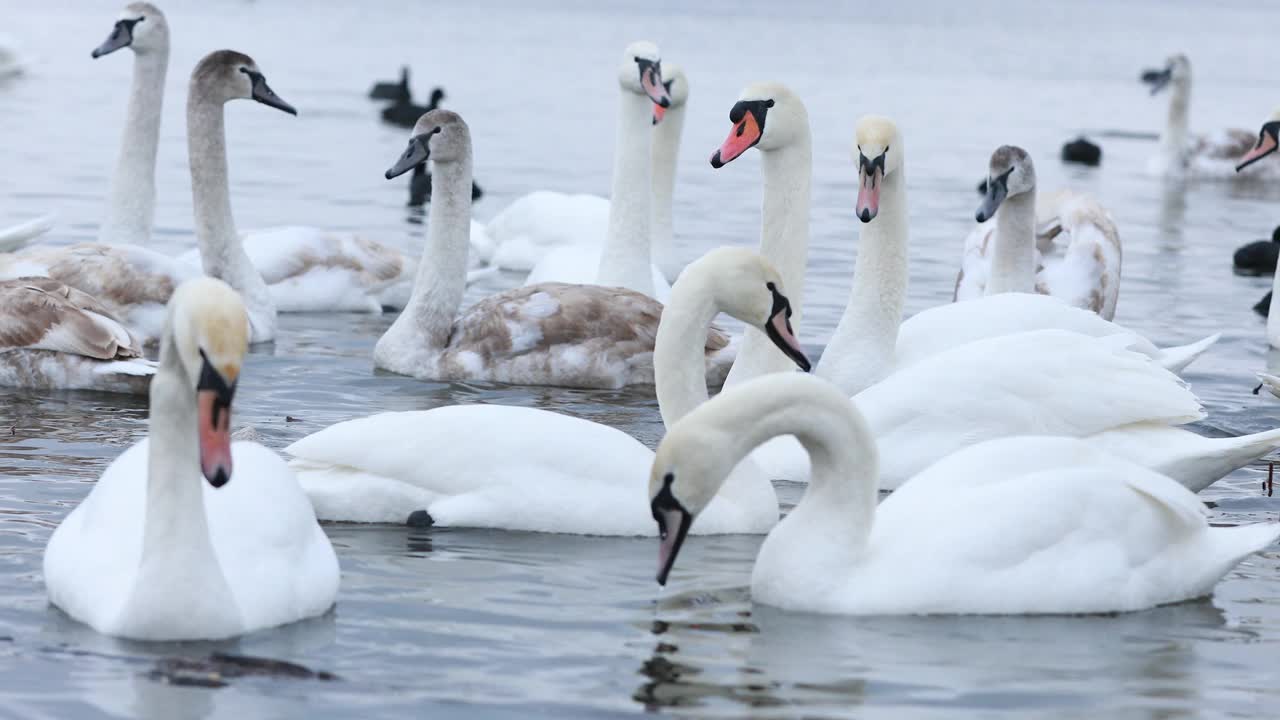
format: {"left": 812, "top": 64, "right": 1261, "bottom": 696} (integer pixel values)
{"left": 1161, "top": 81, "right": 1190, "bottom": 154}
{"left": 655, "top": 274, "right": 719, "bottom": 427}
{"left": 187, "top": 95, "right": 275, "bottom": 340}
{"left": 399, "top": 154, "right": 474, "bottom": 348}
{"left": 816, "top": 168, "right": 908, "bottom": 395}
{"left": 725, "top": 135, "right": 812, "bottom": 386}
{"left": 142, "top": 334, "right": 218, "bottom": 574}
{"left": 1269, "top": 268, "right": 1280, "bottom": 348}
{"left": 100, "top": 47, "right": 168, "bottom": 245}
{"left": 986, "top": 191, "right": 1038, "bottom": 295}
{"left": 597, "top": 90, "right": 655, "bottom": 295}
{"left": 651, "top": 103, "right": 685, "bottom": 279}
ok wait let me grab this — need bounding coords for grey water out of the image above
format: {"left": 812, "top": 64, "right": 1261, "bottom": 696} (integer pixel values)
{"left": 2, "top": 0, "right": 1280, "bottom": 717}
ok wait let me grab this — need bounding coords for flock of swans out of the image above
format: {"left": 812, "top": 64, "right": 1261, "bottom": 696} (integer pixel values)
{"left": 5, "top": 3, "right": 1280, "bottom": 641}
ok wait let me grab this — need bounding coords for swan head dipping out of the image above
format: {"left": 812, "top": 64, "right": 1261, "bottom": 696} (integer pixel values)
{"left": 1140, "top": 53, "right": 1190, "bottom": 96}
{"left": 710, "top": 82, "right": 806, "bottom": 167}
{"left": 92, "top": 2, "right": 168, "bottom": 58}
{"left": 652, "top": 62, "right": 687, "bottom": 124}
{"left": 1238, "top": 109, "right": 1280, "bottom": 172}
{"left": 385, "top": 109, "right": 470, "bottom": 179}
{"left": 976, "top": 145, "right": 1036, "bottom": 223}
{"left": 165, "top": 278, "right": 250, "bottom": 488}
{"left": 618, "top": 41, "right": 671, "bottom": 112}
{"left": 191, "top": 49, "right": 296, "bottom": 115}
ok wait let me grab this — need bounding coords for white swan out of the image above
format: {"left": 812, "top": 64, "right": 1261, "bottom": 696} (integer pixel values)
{"left": 955, "top": 147, "right": 1122, "bottom": 319}
{"left": 0, "top": 215, "right": 54, "bottom": 251}
{"left": 376, "top": 109, "right": 736, "bottom": 389}
{"left": 43, "top": 277, "right": 339, "bottom": 640}
{"left": 481, "top": 63, "right": 688, "bottom": 278}
{"left": 1142, "top": 54, "right": 1277, "bottom": 180}
{"left": 649, "top": 372, "right": 1280, "bottom": 614}
{"left": 0, "top": 277, "right": 153, "bottom": 393}
{"left": 286, "top": 247, "right": 808, "bottom": 532}
{"left": 815, "top": 117, "right": 1210, "bottom": 396}
{"left": 708, "top": 83, "right": 812, "bottom": 386}
{"left": 521, "top": 43, "right": 675, "bottom": 299}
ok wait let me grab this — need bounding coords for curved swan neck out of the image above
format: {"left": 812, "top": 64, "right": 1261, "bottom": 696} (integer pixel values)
{"left": 651, "top": 102, "right": 686, "bottom": 280}
{"left": 654, "top": 272, "right": 719, "bottom": 427}
{"left": 100, "top": 46, "right": 168, "bottom": 245}
{"left": 985, "top": 190, "right": 1038, "bottom": 295}
{"left": 725, "top": 136, "right": 812, "bottom": 386}
{"left": 187, "top": 95, "right": 275, "bottom": 340}
{"left": 597, "top": 90, "right": 656, "bottom": 296}
{"left": 397, "top": 153, "right": 474, "bottom": 348}
{"left": 1268, "top": 267, "right": 1280, "bottom": 348}
{"left": 711, "top": 379, "right": 877, "bottom": 549}
{"left": 816, "top": 168, "right": 908, "bottom": 395}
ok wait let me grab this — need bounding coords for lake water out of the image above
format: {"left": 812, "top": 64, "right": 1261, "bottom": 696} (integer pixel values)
{"left": 2, "top": 0, "right": 1280, "bottom": 717}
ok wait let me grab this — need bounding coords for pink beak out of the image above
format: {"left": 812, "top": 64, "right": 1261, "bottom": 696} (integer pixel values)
{"left": 197, "top": 389, "right": 233, "bottom": 488}
{"left": 1238, "top": 131, "right": 1278, "bottom": 172}
{"left": 856, "top": 165, "right": 883, "bottom": 222}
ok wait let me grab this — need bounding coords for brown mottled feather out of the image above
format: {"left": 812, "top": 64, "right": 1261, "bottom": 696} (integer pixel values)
{"left": 0, "top": 278, "right": 142, "bottom": 359}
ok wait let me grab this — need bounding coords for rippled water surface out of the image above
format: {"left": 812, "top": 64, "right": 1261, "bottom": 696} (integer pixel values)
{"left": 3, "top": 0, "right": 1280, "bottom": 717}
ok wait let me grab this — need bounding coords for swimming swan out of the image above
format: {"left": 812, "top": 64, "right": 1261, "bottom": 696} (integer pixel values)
{"left": 521, "top": 44, "right": 677, "bottom": 298}
{"left": 376, "top": 109, "right": 737, "bottom": 389}
{"left": 43, "top": 277, "right": 338, "bottom": 640}
{"left": 286, "top": 247, "right": 808, "bottom": 533}
{"left": 649, "top": 372, "right": 1280, "bottom": 614}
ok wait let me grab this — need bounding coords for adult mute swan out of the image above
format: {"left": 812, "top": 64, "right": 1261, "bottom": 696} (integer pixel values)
{"left": 1142, "top": 54, "right": 1276, "bottom": 179}
{"left": 286, "top": 247, "right": 808, "bottom": 533}
{"left": 650, "top": 372, "right": 1280, "bottom": 614}
{"left": 708, "top": 83, "right": 812, "bottom": 386}
{"left": 43, "top": 277, "right": 339, "bottom": 641}
{"left": 0, "top": 277, "right": 153, "bottom": 393}
{"left": 377, "top": 109, "right": 736, "bottom": 389}
{"left": 955, "top": 147, "right": 1122, "bottom": 320}
{"left": 521, "top": 44, "right": 676, "bottom": 298}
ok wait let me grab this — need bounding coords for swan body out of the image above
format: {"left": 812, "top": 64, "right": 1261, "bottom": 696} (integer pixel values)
{"left": 377, "top": 106, "right": 735, "bottom": 389}
{"left": 956, "top": 148, "right": 1121, "bottom": 319}
{"left": 288, "top": 247, "right": 808, "bottom": 532}
{"left": 481, "top": 191, "right": 609, "bottom": 270}
{"left": 1143, "top": 54, "right": 1280, "bottom": 180}
{"left": 524, "top": 245, "right": 671, "bottom": 302}
{"left": 0, "top": 277, "right": 153, "bottom": 393}
{"left": 0, "top": 215, "right": 54, "bottom": 252}
{"left": 649, "top": 373, "right": 1280, "bottom": 615}
{"left": 43, "top": 277, "right": 338, "bottom": 640}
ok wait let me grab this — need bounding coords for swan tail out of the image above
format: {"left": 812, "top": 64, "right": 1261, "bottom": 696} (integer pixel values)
{"left": 1206, "top": 522, "right": 1280, "bottom": 578}
{"left": 1155, "top": 333, "right": 1220, "bottom": 374}
{"left": 0, "top": 214, "right": 54, "bottom": 251}
{"left": 465, "top": 264, "right": 500, "bottom": 284}
{"left": 1166, "top": 427, "right": 1280, "bottom": 493}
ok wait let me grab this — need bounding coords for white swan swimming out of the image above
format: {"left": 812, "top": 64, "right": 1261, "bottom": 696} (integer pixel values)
{"left": 481, "top": 62, "right": 688, "bottom": 279}
{"left": 0, "top": 6, "right": 410, "bottom": 331}
{"left": 753, "top": 117, "right": 1220, "bottom": 482}
{"left": 0, "top": 277, "right": 153, "bottom": 393}
{"left": 708, "top": 83, "right": 812, "bottom": 386}
{"left": 376, "top": 109, "right": 736, "bottom": 389}
{"left": 955, "top": 147, "right": 1122, "bottom": 319}
{"left": 43, "top": 277, "right": 339, "bottom": 640}
{"left": 521, "top": 43, "right": 675, "bottom": 299}
{"left": 286, "top": 247, "right": 808, "bottom": 533}
{"left": 649, "top": 372, "right": 1280, "bottom": 614}
{"left": 1142, "top": 54, "right": 1278, "bottom": 180}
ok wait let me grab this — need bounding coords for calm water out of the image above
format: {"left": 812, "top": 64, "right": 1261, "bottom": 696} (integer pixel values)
{"left": 2, "top": 0, "right": 1280, "bottom": 717}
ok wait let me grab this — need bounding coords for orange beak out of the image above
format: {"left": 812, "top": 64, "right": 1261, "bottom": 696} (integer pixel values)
{"left": 1238, "top": 123, "right": 1279, "bottom": 172}
{"left": 710, "top": 112, "right": 763, "bottom": 168}
{"left": 652, "top": 102, "right": 667, "bottom": 125}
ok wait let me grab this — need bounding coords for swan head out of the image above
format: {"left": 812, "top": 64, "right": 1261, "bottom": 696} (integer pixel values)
{"left": 710, "top": 82, "right": 807, "bottom": 168}
{"left": 618, "top": 41, "right": 671, "bottom": 110}
{"left": 681, "top": 247, "right": 809, "bottom": 372}
{"left": 852, "top": 115, "right": 903, "bottom": 223}
{"left": 976, "top": 145, "right": 1035, "bottom": 223}
{"left": 1237, "top": 109, "right": 1280, "bottom": 173}
{"left": 1141, "top": 53, "right": 1190, "bottom": 96}
{"left": 92, "top": 2, "right": 167, "bottom": 58}
{"left": 165, "top": 278, "right": 250, "bottom": 489}
{"left": 652, "top": 63, "right": 688, "bottom": 124}
{"left": 385, "top": 110, "right": 471, "bottom": 179}
{"left": 190, "top": 50, "right": 297, "bottom": 116}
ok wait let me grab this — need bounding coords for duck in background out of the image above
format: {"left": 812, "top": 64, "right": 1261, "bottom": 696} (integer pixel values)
{"left": 381, "top": 87, "right": 446, "bottom": 128}
{"left": 1234, "top": 225, "right": 1280, "bottom": 277}
{"left": 369, "top": 65, "right": 410, "bottom": 102}
{"left": 1060, "top": 136, "right": 1102, "bottom": 166}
